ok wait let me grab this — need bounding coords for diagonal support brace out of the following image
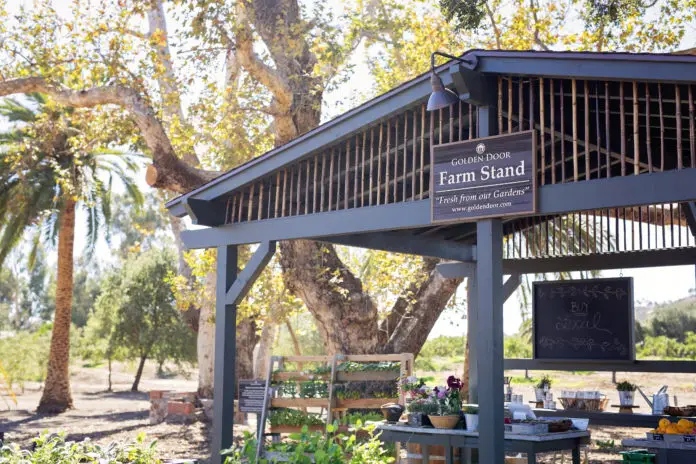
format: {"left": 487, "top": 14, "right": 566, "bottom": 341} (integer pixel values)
{"left": 225, "top": 241, "right": 276, "bottom": 305}
{"left": 503, "top": 274, "right": 521, "bottom": 303}
{"left": 681, "top": 202, "right": 696, "bottom": 237}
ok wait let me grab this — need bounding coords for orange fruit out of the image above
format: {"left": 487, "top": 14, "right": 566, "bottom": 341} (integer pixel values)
{"left": 659, "top": 418, "right": 671, "bottom": 429}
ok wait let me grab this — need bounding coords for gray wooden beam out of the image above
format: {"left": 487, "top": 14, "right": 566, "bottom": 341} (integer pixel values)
{"left": 505, "top": 359, "right": 696, "bottom": 373}
{"left": 212, "top": 245, "right": 238, "bottom": 464}
{"left": 503, "top": 274, "right": 521, "bottom": 302}
{"left": 181, "top": 200, "right": 431, "bottom": 249}
{"left": 436, "top": 262, "right": 476, "bottom": 278}
{"left": 225, "top": 241, "right": 276, "bottom": 305}
{"left": 180, "top": 168, "right": 696, "bottom": 249}
{"left": 320, "top": 233, "right": 476, "bottom": 261}
{"left": 504, "top": 248, "right": 696, "bottom": 274}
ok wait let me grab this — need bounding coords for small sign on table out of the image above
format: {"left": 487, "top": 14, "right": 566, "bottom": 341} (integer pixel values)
{"left": 239, "top": 380, "right": 267, "bottom": 413}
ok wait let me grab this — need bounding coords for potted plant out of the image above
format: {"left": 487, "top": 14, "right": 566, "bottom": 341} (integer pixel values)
{"left": 462, "top": 406, "right": 479, "bottom": 432}
{"left": 400, "top": 375, "right": 427, "bottom": 400}
{"left": 535, "top": 375, "right": 553, "bottom": 402}
{"left": 617, "top": 381, "right": 637, "bottom": 406}
{"left": 427, "top": 376, "right": 463, "bottom": 429}
{"left": 407, "top": 398, "right": 437, "bottom": 427}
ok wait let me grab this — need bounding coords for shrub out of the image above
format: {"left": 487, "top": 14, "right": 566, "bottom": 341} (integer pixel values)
{"left": 0, "top": 432, "right": 160, "bottom": 463}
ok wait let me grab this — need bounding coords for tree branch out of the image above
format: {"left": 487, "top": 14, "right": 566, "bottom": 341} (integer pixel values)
{"left": 381, "top": 258, "right": 463, "bottom": 355}
{"left": 0, "top": 77, "right": 218, "bottom": 192}
{"left": 235, "top": 2, "right": 292, "bottom": 111}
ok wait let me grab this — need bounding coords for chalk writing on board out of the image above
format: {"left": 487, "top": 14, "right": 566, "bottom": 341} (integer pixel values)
{"left": 538, "top": 336, "right": 628, "bottom": 356}
{"left": 537, "top": 285, "right": 628, "bottom": 301}
{"left": 554, "top": 311, "right": 613, "bottom": 335}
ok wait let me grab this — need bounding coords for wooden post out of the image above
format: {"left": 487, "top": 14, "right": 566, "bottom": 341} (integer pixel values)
{"left": 212, "top": 246, "right": 238, "bottom": 464}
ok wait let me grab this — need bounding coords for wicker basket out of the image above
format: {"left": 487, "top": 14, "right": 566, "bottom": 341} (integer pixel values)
{"left": 559, "top": 396, "right": 608, "bottom": 412}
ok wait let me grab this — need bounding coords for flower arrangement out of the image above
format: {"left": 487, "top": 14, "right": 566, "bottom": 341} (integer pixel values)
{"left": 430, "top": 376, "right": 463, "bottom": 416}
{"left": 400, "top": 375, "right": 428, "bottom": 399}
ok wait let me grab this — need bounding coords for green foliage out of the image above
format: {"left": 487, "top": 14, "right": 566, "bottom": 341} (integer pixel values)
{"left": 504, "top": 334, "right": 533, "bottom": 359}
{"left": 223, "top": 425, "right": 394, "bottom": 464}
{"left": 408, "top": 399, "right": 439, "bottom": 415}
{"left": 638, "top": 332, "right": 696, "bottom": 359}
{"left": 84, "top": 249, "right": 195, "bottom": 390}
{"left": 337, "top": 362, "right": 399, "bottom": 373}
{"left": 616, "top": 380, "right": 637, "bottom": 391}
{"left": 535, "top": 375, "right": 553, "bottom": 390}
{"left": 0, "top": 94, "right": 143, "bottom": 268}
{"left": 462, "top": 406, "right": 479, "bottom": 414}
{"left": 419, "top": 336, "right": 466, "bottom": 358}
{"left": 268, "top": 409, "right": 325, "bottom": 427}
{"left": 340, "top": 412, "right": 384, "bottom": 425}
{"left": 0, "top": 327, "right": 51, "bottom": 390}
{"left": 0, "top": 432, "right": 160, "bottom": 463}
{"left": 645, "top": 302, "right": 696, "bottom": 341}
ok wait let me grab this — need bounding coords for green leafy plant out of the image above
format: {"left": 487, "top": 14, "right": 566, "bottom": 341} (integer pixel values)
{"left": 616, "top": 380, "right": 637, "bottom": 391}
{"left": 223, "top": 424, "right": 395, "bottom": 464}
{"left": 462, "top": 406, "right": 479, "bottom": 415}
{"left": 0, "top": 432, "right": 160, "bottom": 463}
{"left": 535, "top": 375, "right": 553, "bottom": 390}
{"left": 268, "top": 408, "right": 325, "bottom": 428}
{"left": 407, "top": 398, "right": 439, "bottom": 415}
{"left": 336, "top": 362, "right": 400, "bottom": 372}
{"left": 299, "top": 381, "right": 329, "bottom": 398}
{"left": 341, "top": 412, "right": 384, "bottom": 425}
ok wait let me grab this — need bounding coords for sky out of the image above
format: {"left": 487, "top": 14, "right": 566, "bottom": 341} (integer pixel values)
{"left": 4, "top": 0, "right": 696, "bottom": 338}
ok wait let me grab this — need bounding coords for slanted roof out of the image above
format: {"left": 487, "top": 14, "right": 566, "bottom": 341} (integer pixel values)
{"left": 166, "top": 49, "right": 696, "bottom": 217}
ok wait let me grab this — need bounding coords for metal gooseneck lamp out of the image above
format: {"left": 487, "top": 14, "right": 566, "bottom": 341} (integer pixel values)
{"left": 427, "top": 51, "right": 478, "bottom": 112}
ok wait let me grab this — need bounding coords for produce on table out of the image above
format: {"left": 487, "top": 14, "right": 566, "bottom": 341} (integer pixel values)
{"left": 651, "top": 418, "right": 696, "bottom": 435}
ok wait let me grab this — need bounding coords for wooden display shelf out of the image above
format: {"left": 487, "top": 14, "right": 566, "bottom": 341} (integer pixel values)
{"left": 336, "top": 398, "right": 399, "bottom": 408}
{"left": 271, "top": 398, "right": 329, "bottom": 408}
{"left": 336, "top": 371, "right": 400, "bottom": 382}
{"left": 272, "top": 370, "right": 399, "bottom": 382}
{"left": 272, "top": 372, "right": 330, "bottom": 382}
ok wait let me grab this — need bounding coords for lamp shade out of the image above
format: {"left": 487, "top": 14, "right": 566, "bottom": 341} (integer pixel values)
{"left": 427, "top": 73, "right": 459, "bottom": 111}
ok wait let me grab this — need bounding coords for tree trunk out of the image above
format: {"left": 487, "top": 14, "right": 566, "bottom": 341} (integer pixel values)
{"left": 37, "top": 199, "right": 75, "bottom": 414}
{"left": 236, "top": 318, "right": 258, "bottom": 385}
{"left": 107, "top": 357, "right": 112, "bottom": 392}
{"left": 197, "top": 270, "right": 217, "bottom": 398}
{"left": 254, "top": 322, "right": 278, "bottom": 378}
{"left": 132, "top": 353, "right": 148, "bottom": 392}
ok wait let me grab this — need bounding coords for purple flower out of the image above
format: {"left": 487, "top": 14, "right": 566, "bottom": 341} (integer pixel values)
{"left": 437, "top": 390, "right": 447, "bottom": 400}
{"left": 447, "top": 375, "right": 463, "bottom": 391}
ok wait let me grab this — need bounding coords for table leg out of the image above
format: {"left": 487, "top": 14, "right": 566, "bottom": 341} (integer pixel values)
{"left": 422, "top": 444, "right": 430, "bottom": 463}
{"left": 445, "top": 446, "right": 454, "bottom": 464}
{"left": 527, "top": 451, "right": 536, "bottom": 464}
{"left": 572, "top": 446, "right": 580, "bottom": 464}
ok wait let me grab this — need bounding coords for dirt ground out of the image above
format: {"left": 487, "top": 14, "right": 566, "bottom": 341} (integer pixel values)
{"left": 2, "top": 363, "right": 695, "bottom": 463}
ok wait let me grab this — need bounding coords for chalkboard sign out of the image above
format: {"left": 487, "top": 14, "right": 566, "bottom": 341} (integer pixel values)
{"left": 239, "top": 380, "right": 267, "bottom": 413}
{"left": 532, "top": 277, "right": 634, "bottom": 361}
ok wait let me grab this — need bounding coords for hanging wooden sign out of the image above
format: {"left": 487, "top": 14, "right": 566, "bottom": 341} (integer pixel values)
{"left": 431, "top": 130, "right": 536, "bottom": 223}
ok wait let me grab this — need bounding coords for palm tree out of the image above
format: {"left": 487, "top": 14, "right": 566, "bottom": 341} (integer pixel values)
{"left": 0, "top": 94, "right": 142, "bottom": 413}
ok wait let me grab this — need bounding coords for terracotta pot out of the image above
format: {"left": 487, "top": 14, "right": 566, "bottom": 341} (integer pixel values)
{"left": 428, "top": 414, "right": 460, "bottom": 429}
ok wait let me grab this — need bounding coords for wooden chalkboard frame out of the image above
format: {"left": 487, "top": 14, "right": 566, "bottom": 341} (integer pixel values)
{"left": 531, "top": 277, "right": 635, "bottom": 362}
{"left": 429, "top": 130, "right": 537, "bottom": 224}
